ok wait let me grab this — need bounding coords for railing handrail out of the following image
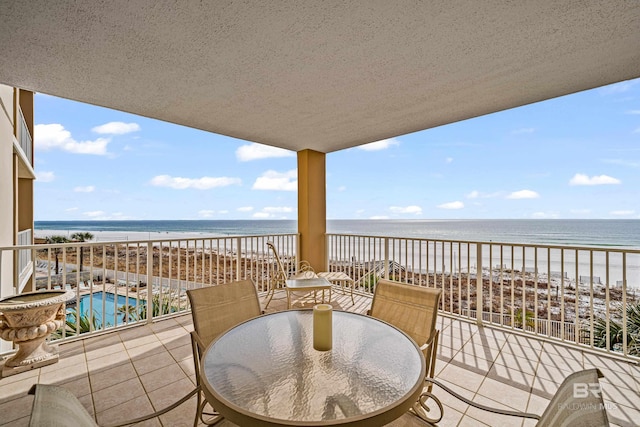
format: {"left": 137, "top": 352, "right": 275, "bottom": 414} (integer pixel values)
{"left": 326, "top": 233, "right": 640, "bottom": 361}
{"left": 0, "top": 232, "right": 299, "bottom": 252}
{"left": 325, "top": 232, "right": 640, "bottom": 254}
{"left": 2, "top": 231, "right": 638, "bottom": 361}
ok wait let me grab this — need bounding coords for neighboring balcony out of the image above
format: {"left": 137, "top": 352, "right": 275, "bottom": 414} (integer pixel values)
{"left": 15, "top": 229, "right": 33, "bottom": 293}
{"left": 0, "top": 233, "right": 639, "bottom": 425}
{"left": 16, "top": 107, "right": 33, "bottom": 168}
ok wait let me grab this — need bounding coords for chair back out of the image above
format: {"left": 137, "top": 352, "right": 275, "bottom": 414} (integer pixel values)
{"left": 29, "top": 384, "right": 98, "bottom": 427}
{"left": 187, "top": 279, "right": 262, "bottom": 349}
{"left": 537, "top": 368, "right": 609, "bottom": 427}
{"left": 266, "top": 241, "right": 289, "bottom": 285}
{"left": 370, "top": 279, "right": 441, "bottom": 350}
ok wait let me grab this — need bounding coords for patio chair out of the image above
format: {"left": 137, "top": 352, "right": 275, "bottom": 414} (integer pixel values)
{"left": 264, "top": 241, "right": 331, "bottom": 309}
{"left": 368, "top": 278, "right": 443, "bottom": 423}
{"left": 425, "top": 368, "right": 609, "bottom": 426}
{"left": 28, "top": 382, "right": 198, "bottom": 427}
{"left": 187, "top": 279, "right": 263, "bottom": 427}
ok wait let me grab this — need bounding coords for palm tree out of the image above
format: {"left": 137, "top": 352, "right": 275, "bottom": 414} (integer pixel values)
{"left": 590, "top": 301, "right": 640, "bottom": 356}
{"left": 70, "top": 232, "right": 94, "bottom": 272}
{"left": 53, "top": 311, "right": 107, "bottom": 338}
{"left": 138, "top": 293, "right": 177, "bottom": 319}
{"left": 117, "top": 304, "right": 140, "bottom": 323}
{"left": 514, "top": 308, "right": 535, "bottom": 329}
{"left": 45, "top": 235, "right": 70, "bottom": 275}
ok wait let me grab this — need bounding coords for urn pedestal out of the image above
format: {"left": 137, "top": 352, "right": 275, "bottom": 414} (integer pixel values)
{"left": 0, "top": 290, "right": 73, "bottom": 378}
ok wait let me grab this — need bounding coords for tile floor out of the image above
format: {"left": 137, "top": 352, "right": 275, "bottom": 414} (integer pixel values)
{"left": 1, "top": 288, "right": 638, "bottom": 426}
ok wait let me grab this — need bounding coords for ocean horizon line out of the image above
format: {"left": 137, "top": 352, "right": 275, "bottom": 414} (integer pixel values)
{"left": 32, "top": 218, "right": 640, "bottom": 249}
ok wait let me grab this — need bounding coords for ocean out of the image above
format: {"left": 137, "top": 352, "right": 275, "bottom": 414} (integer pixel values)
{"left": 34, "top": 219, "right": 640, "bottom": 249}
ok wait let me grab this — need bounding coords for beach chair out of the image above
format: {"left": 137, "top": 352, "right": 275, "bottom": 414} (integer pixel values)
{"left": 367, "top": 278, "right": 443, "bottom": 423}
{"left": 187, "top": 279, "right": 263, "bottom": 426}
{"left": 28, "top": 381, "right": 199, "bottom": 427}
{"left": 264, "top": 241, "right": 329, "bottom": 309}
{"left": 425, "top": 369, "right": 609, "bottom": 426}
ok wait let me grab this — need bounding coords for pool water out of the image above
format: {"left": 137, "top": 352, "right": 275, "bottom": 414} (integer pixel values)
{"left": 71, "top": 291, "right": 145, "bottom": 326}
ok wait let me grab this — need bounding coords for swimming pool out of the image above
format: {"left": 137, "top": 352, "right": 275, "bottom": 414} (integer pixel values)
{"left": 72, "top": 291, "right": 145, "bottom": 326}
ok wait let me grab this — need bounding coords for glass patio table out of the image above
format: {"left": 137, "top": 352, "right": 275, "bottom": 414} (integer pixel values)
{"left": 201, "top": 309, "right": 426, "bottom": 426}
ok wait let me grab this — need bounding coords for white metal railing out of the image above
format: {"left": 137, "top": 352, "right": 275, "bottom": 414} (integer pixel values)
{"left": 326, "top": 234, "right": 640, "bottom": 360}
{"left": 16, "top": 229, "right": 33, "bottom": 292}
{"left": 17, "top": 107, "right": 33, "bottom": 164}
{"left": 0, "top": 233, "right": 297, "bottom": 353}
{"left": 3, "top": 232, "right": 640, "bottom": 361}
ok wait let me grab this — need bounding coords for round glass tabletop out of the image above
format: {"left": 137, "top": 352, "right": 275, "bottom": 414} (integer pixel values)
{"left": 201, "top": 309, "right": 425, "bottom": 426}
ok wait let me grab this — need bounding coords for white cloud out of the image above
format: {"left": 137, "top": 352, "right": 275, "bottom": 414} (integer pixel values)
{"left": 73, "top": 185, "right": 95, "bottom": 193}
{"left": 507, "top": 190, "right": 540, "bottom": 199}
{"left": 337, "top": 186, "right": 347, "bottom": 192}
{"left": 36, "top": 171, "right": 55, "bottom": 182}
{"left": 602, "top": 159, "right": 640, "bottom": 168}
{"left": 634, "top": 127, "right": 640, "bottom": 134}
{"left": 569, "top": 173, "right": 621, "bottom": 186}
{"left": 65, "top": 207, "right": 78, "bottom": 212}
{"left": 357, "top": 138, "right": 400, "bottom": 151}
{"left": 389, "top": 205, "right": 422, "bottom": 215}
{"left": 570, "top": 209, "right": 591, "bottom": 214}
{"left": 445, "top": 157, "right": 453, "bottom": 163}
{"left": 198, "top": 210, "right": 215, "bottom": 218}
{"left": 219, "top": 210, "right": 229, "bottom": 214}
{"left": 92, "top": 121, "right": 140, "bottom": 135}
{"left": 82, "top": 211, "right": 134, "bottom": 220}
{"left": 610, "top": 210, "right": 635, "bottom": 216}
{"left": 512, "top": 128, "right": 535, "bottom": 135}
{"left": 599, "top": 80, "right": 638, "bottom": 95}
{"left": 236, "top": 143, "right": 294, "bottom": 161}
{"left": 437, "top": 201, "right": 464, "bottom": 209}
{"left": 252, "top": 170, "right": 297, "bottom": 191}
{"left": 150, "top": 175, "right": 241, "bottom": 190}
{"left": 84, "top": 210, "right": 106, "bottom": 218}
{"left": 466, "top": 190, "right": 503, "bottom": 199}
{"left": 35, "top": 124, "right": 110, "bottom": 155}
{"left": 369, "top": 215, "right": 389, "bottom": 219}
{"left": 626, "top": 110, "right": 640, "bottom": 115}
{"left": 237, "top": 206, "right": 254, "bottom": 212}
{"left": 263, "top": 206, "right": 293, "bottom": 213}
{"left": 531, "top": 212, "right": 559, "bottom": 219}
{"left": 253, "top": 212, "right": 271, "bottom": 219}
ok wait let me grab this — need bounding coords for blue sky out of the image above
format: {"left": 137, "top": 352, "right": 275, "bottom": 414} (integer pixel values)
{"left": 34, "top": 78, "right": 640, "bottom": 221}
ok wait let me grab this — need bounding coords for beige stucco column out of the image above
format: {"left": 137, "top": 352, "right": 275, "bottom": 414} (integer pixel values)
{"left": 297, "top": 149, "right": 326, "bottom": 272}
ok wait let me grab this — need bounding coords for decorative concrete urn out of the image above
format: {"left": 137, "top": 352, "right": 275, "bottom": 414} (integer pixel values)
{"left": 0, "top": 290, "right": 74, "bottom": 377}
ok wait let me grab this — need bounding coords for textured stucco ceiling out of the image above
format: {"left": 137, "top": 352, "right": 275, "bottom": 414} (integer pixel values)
{"left": 1, "top": 1, "right": 639, "bottom": 153}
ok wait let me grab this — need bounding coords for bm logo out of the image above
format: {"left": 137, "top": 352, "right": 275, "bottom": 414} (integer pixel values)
{"left": 573, "top": 383, "right": 602, "bottom": 398}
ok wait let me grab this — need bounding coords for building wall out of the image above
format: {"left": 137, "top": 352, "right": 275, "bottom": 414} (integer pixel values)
{"left": 0, "top": 85, "right": 16, "bottom": 354}
{"left": 0, "top": 85, "right": 35, "bottom": 354}
{"left": 0, "top": 85, "right": 16, "bottom": 297}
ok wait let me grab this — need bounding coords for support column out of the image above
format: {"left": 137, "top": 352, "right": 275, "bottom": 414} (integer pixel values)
{"left": 297, "top": 149, "right": 326, "bottom": 272}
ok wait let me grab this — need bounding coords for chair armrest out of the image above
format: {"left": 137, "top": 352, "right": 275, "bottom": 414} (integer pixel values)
{"left": 425, "top": 377, "right": 541, "bottom": 420}
{"left": 419, "top": 332, "right": 438, "bottom": 351}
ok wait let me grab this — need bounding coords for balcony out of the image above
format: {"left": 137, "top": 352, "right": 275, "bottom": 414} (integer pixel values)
{"left": 1, "top": 289, "right": 638, "bottom": 426}
{"left": 0, "top": 234, "right": 639, "bottom": 426}
{"left": 16, "top": 229, "right": 33, "bottom": 293}
{"left": 16, "top": 107, "right": 33, "bottom": 167}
